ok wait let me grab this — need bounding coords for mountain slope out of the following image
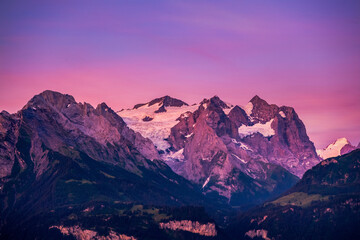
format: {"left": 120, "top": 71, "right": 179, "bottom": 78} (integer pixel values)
{"left": 227, "top": 149, "right": 360, "bottom": 240}
{"left": 119, "top": 96, "right": 199, "bottom": 152}
{"left": 168, "top": 96, "right": 300, "bottom": 206}
{"left": 0, "top": 91, "right": 225, "bottom": 239}
{"left": 121, "top": 95, "right": 319, "bottom": 206}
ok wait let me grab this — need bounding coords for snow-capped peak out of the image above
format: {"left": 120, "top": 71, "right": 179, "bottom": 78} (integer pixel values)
{"left": 317, "top": 137, "right": 352, "bottom": 159}
{"left": 119, "top": 98, "right": 199, "bottom": 151}
{"left": 133, "top": 95, "right": 188, "bottom": 111}
{"left": 200, "top": 96, "right": 231, "bottom": 110}
{"left": 244, "top": 102, "right": 253, "bottom": 116}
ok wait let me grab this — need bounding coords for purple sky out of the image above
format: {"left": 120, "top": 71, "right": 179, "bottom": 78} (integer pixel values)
{"left": 1, "top": 0, "right": 359, "bottom": 148}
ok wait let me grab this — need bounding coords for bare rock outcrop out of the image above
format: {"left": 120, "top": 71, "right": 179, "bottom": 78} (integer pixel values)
{"left": 50, "top": 225, "right": 137, "bottom": 240}
{"left": 245, "top": 229, "right": 271, "bottom": 240}
{"left": 159, "top": 220, "right": 217, "bottom": 236}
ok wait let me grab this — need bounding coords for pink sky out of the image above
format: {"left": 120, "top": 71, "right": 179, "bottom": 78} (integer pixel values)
{"left": 0, "top": 0, "right": 359, "bottom": 148}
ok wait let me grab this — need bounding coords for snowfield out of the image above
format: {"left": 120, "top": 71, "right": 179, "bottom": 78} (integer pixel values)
{"left": 119, "top": 103, "right": 199, "bottom": 151}
{"left": 316, "top": 137, "right": 351, "bottom": 159}
{"left": 238, "top": 119, "right": 275, "bottom": 138}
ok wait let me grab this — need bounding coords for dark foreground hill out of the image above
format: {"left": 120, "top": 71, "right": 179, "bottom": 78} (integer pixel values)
{"left": 227, "top": 149, "right": 360, "bottom": 240}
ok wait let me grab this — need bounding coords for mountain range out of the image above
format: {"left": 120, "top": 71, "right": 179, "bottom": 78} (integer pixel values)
{"left": 0, "top": 91, "right": 222, "bottom": 239}
{"left": 0, "top": 90, "right": 358, "bottom": 240}
{"left": 119, "top": 94, "right": 320, "bottom": 206}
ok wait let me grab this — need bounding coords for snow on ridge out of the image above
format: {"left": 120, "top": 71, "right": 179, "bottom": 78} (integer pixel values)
{"left": 231, "top": 139, "right": 253, "bottom": 151}
{"left": 202, "top": 102, "right": 209, "bottom": 109}
{"left": 232, "top": 154, "right": 247, "bottom": 164}
{"left": 202, "top": 176, "right": 211, "bottom": 188}
{"left": 244, "top": 102, "right": 253, "bottom": 116}
{"left": 317, "top": 137, "right": 351, "bottom": 159}
{"left": 119, "top": 104, "right": 199, "bottom": 151}
{"left": 223, "top": 106, "right": 233, "bottom": 115}
{"left": 185, "top": 133, "right": 194, "bottom": 138}
{"left": 164, "top": 148, "right": 184, "bottom": 162}
{"left": 224, "top": 101, "right": 234, "bottom": 108}
{"left": 238, "top": 119, "right": 275, "bottom": 138}
{"left": 279, "top": 111, "right": 286, "bottom": 118}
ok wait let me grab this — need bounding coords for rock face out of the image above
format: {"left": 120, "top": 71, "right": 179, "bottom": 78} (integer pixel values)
{"left": 133, "top": 95, "right": 188, "bottom": 112}
{"left": 247, "top": 95, "right": 279, "bottom": 123}
{"left": 0, "top": 90, "right": 212, "bottom": 239}
{"left": 120, "top": 95, "right": 320, "bottom": 205}
{"left": 242, "top": 96, "right": 320, "bottom": 177}
{"left": 50, "top": 225, "right": 137, "bottom": 240}
{"left": 165, "top": 95, "right": 319, "bottom": 204}
{"left": 245, "top": 229, "right": 271, "bottom": 240}
{"left": 0, "top": 111, "right": 20, "bottom": 179}
{"left": 6, "top": 90, "right": 160, "bottom": 177}
{"left": 159, "top": 220, "right": 217, "bottom": 237}
{"left": 317, "top": 138, "right": 358, "bottom": 159}
{"left": 228, "top": 105, "right": 250, "bottom": 127}
{"left": 341, "top": 144, "right": 357, "bottom": 155}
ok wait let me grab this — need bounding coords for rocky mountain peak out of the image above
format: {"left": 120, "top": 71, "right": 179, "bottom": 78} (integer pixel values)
{"left": 134, "top": 95, "right": 187, "bottom": 108}
{"left": 329, "top": 137, "right": 350, "bottom": 147}
{"left": 0, "top": 91, "right": 219, "bottom": 238}
{"left": 228, "top": 105, "right": 250, "bottom": 127}
{"left": 199, "top": 96, "right": 230, "bottom": 111}
{"left": 40, "top": 90, "right": 75, "bottom": 101}
{"left": 158, "top": 95, "right": 188, "bottom": 107}
{"left": 317, "top": 137, "right": 357, "bottom": 160}
{"left": 24, "top": 91, "right": 159, "bottom": 166}
{"left": 25, "top": 90, "right": 76, "bottom": 112}
{"left": 249, "top": 95, "right": 263, "bottom": 103}
{"left": 248, "top": 95, "right": 279, "bottom": 123}
{"left": 96, "top": 102, "right": 115, "bottom": 114}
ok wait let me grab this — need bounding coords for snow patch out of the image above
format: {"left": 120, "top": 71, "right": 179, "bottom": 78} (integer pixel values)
{"left": 317, "top": 137, "right": 351, "bottom": 159}
{"left": 119, "top": 104, "right": 199, "bottom": 151}
{"left": 231, "top": 139, "right": 253, "bottom": 151}
{"left": 244, "top": 102, "right": 253, "bottom": 116}
{"left": 223, "top": 106, "right": 233, "bottom": 115}
{"left": 232, "top": 154, "right": 247, "bottom": 164}
{"left": 238, "top": 119, "right": 275, "bottom": 138}
{"left": 240, "top": 142, "right": 252, "bottom": 151}
{"left": 186, "top": 133, "right": 194, "bottom": 138}
{"left": 164, "top": 148, "right": 184, "bottom": 162}
{"left": 202, "top": 176, "right": 211, "bottom": 188}
{"left": 279, "top": 111, "right": 286, "bottom": 118}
